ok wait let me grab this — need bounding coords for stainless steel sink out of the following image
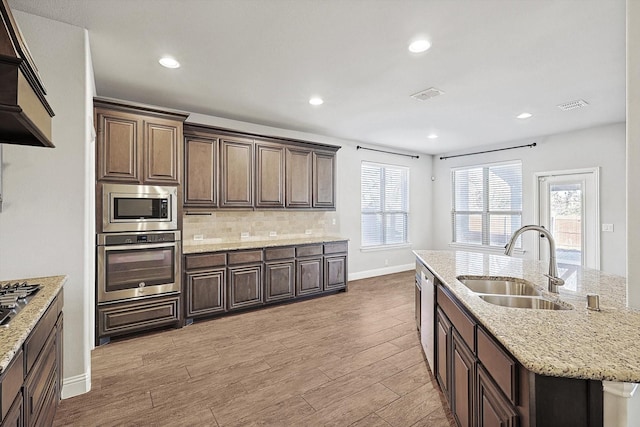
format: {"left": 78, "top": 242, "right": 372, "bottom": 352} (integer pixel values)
{"left": 457, "top": 276, "right": 541, "bottom": 296}
{"left": 479, "top": 295, "right": 572, "bottom": 310}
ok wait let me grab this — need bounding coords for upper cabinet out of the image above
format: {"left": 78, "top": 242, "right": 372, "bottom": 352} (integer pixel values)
{"left": 0, "top": 0, "right": 55, "bottom": 147}
{"left": 183, "top": 123, "right": 339, "bottom": 211}
{"left": 95, "top": 98, "right": 188, "bottom": 185}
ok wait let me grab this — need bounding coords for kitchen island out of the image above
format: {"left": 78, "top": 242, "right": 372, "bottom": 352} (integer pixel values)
{"left": 414, "top": 250, "right": 638, "bottom": 427}
{"left": 0, "top": 275, "right": 65, "bottom": 426}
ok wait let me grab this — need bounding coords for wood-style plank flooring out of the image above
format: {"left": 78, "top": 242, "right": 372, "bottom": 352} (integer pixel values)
{"left": 53, "top": 271, "right": 455, "bottom": 426}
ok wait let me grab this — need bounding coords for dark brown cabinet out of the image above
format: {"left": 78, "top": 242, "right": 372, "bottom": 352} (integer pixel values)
{"left": 286, "top": 147, "right": 313, "bottom": 208}
{"left": 0, "top": 289, "right": 63, "bottom": 427}
{"left": 477, "top": 365, "right": 518, "bottom": 427}
{"left": 255, "top": 141, "right": 285, "bottom": 208}
{"left": 184, "top": 135, "right": 217, "bottom": 207}
{"left": 186, "top": 270, "right": 226, "bottom": 317}
{"left": 95, "top": 99, "right": 187, "bottom": 185}
{"left": 183, "top": 241, "right": 347, "bottom": 322}
{"left": 220, "top": 137, "right": 254, "bottom": 208}
{"left": 313, "top": 151, "right": 336, "bottom": 208}
{"left": 430, "top": 278, "right": 604, "bottom": 427}
{"left": 97, "top": 295, "right": 180, "bottom": 339}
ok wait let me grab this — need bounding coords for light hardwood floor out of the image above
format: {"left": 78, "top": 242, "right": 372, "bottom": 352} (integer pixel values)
{"left": 54, "top": 271, "right": 455, "bottom": 427}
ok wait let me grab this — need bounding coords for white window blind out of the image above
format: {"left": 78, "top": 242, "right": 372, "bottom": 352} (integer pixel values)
{"left": 361, "top": 162, "right": 409, "bottom": 247}
{"left": 452, "top": 161, "right": 522, "bottom": 248}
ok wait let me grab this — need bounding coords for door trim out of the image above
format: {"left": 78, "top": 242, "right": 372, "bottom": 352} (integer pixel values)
{"left": 533, "top": 167, "right": 600, "bottom": 270}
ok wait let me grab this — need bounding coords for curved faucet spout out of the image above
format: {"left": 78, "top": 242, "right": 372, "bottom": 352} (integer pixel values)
{"left": 504, "top": 225, "right": 564, "bottom": 293}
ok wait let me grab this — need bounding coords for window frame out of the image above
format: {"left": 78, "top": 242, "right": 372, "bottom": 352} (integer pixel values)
{"left": 451, "top": 160, "right": 522, "bottom": 249}
{"left": 360, "top": 161, "right": 410, "bottom": 249}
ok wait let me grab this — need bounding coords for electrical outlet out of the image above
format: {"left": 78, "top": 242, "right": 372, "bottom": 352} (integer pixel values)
{"left": 305, "top": 229, "right": 312, "bottom": 235}
{"left": 602, "top": 224, "right": 614, "bottom": 232}
{"left": 193, "top": 234, "right": 204, "bottom": 241}
{"left": 241, "top": 232, "right": 250, "bottom": 238}
{"left": 269, "top": 231, "right": 277, "bottom": 237}
{"left": 332, "top": 218, "right": 336, "bottom": 225}
{"left": 384, "top": 259, "right": 389, "bottom": 266}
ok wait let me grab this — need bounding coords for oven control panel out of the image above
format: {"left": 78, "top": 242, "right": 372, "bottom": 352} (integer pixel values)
{"left": 100, "top": 231, "right": 180, "bottom": 246}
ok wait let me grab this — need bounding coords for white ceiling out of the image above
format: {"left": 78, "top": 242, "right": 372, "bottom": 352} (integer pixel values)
{"left": 9, "top": 0, "right": 626, "bottom": 155}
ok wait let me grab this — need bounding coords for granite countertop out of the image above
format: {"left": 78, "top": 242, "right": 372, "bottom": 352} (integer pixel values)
{"left": 414, "top": 250, "right": 640, "bottom": 383}
{"left": 0, "top": 275, "right": 66, "bottom": 374}
{"left": 183, "top": 236, "right": 348, "bottom": 254}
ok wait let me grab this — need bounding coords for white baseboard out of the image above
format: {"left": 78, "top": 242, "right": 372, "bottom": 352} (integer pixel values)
{"left": 62, "top": 372, "right": 91, "bottom": 399}
{"left": 348, "top": 263, "right": 414, "bottom": 281}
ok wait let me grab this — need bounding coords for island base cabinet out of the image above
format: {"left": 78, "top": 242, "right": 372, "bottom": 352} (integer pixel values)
{"left": 477, "top": 365, "right": 518, "bottom": 427}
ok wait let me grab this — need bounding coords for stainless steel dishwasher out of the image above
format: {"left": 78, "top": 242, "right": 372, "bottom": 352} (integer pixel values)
{"left": 418, "top": 263, "right": 435, "bottom": 372}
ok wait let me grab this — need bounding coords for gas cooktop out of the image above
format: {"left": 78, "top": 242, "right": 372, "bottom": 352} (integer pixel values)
{"left": 0, "top": 281, "right": 42, "bottom": 327}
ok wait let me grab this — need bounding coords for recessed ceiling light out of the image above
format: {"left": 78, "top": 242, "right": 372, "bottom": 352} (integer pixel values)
{"left": 159, "top": 57, "right": 180, "bottom": 69}
{"left": 408, "top": 39, "right": 431, "bottom": 53}
{"left": 309, "top": 97, "right": 324, "bottom": 106}
{"left": 428, "top": 134, "right": 438, "bottom": 139}
{"left": 517, "top": 112, "right": 533, "bottom": 119}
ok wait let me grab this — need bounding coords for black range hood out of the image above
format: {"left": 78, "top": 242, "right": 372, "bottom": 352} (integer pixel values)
{"left": 0, "top": 0, "right": 55, "bottom": 148}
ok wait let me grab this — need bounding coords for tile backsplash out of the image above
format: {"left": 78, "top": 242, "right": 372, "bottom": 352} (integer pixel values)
{"left": 183, "top": 211, "right": 339, "bottom": 246}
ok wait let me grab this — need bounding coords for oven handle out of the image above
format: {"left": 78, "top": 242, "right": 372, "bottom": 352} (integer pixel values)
{"left": 100, "top": 241, "right": 180, "bottom": 251}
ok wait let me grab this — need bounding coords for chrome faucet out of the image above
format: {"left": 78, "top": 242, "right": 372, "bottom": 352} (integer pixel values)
{"left": 504, "top": 225, "right": 565, "bottom": 293}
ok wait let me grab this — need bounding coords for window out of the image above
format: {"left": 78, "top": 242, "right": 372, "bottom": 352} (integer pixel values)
{"left": 452, "top": 161, "right": 522, "bottom": 248}
{"left": 361, "top": 162, "right": 409, "bottom": 247}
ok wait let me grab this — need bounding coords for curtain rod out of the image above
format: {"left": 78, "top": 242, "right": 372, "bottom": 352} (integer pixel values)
{"left": 439, "top": 142, "right": 536, "bottom": 160}
{"left": 356, "top": 145, "right": 419, "bottom": 159}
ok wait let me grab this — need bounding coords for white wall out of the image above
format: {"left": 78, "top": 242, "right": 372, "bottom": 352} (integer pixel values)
{"left": 0, "top": 12, "right": 93, "bottom": 397}
{"left": 431, "top": 123, "right": 626, "bottom": 276}
{"left": 188, "top": 113, "right": 433, "bottom": 278}
{"left": 627, "top": 0, "right": 640, "bottom": 308}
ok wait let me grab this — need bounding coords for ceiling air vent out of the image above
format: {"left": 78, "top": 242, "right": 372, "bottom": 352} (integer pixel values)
{"left": 411, "top": 87, "right": 444, "bottom": 101}
{"left": 557, "top": 99, "right": 589, "bottom": 111}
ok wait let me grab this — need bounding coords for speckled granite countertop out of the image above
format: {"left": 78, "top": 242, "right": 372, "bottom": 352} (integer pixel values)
{"left": 183, "top": 236, "right": 348, "bottom": 254}
{"left": 413, "top": 250, "right": 640, "bottom": 383}
{"left": 0, "top": 275, "right": 66, "bottom": 374}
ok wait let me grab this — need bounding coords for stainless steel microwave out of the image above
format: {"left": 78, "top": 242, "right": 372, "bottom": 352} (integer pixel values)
{"left": 102, "top": 183, "right": 177, "bottom": 232}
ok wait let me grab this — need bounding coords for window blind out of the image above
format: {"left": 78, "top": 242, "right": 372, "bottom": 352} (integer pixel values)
{"left": 452, "top": 161, "right": 522, "bottom": 248}
{"left": 361, "top": 162, "right": 409, "bottom": 247}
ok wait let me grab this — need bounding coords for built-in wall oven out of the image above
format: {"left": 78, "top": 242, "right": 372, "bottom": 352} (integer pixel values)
{"left": 97, "top": 230, "right": 181, "bottom": 303}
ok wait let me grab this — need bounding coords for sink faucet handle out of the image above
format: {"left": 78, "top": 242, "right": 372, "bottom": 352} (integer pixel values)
{"left": 543, "top": 274, "right": 565, "bottom": 287}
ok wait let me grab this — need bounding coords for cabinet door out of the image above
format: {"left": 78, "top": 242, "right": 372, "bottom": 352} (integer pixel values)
{"left": 96, "top": 108, "right": 141, "bottom": 182}
{"left": 296, "top": 258, "right": 323, "bottom": 296}
{"left": 186, "top": 269, "right": 226, "bottom": 317}
{"left": 184, "top": 136, "right": 217, "bottom": 207}
{"left": 436, "top": 308, "right": 451, "bottom": 400}
{"left": 265, "top": 261, "right": 294, "bottom": 302}
{"left": 324, "top": 255, "right": 346, "bottom": 291}
{"left": 477, "top": 365, "right": 519, "bottom": 427}
{"left": 143, "top": 118, "right": 181, "bottom": 183}
{"left": 255, "top": 142, "right": 285, "bottom": 207}
{"left": 2, "top": 392, "right": 23, "bottom": 427}
{"left": 313, "top": 151, "right": 336, "bottom": 208}
{"left": 228, "top": 265, "right": 263, "bottom": 310}
{"left": 452, "top": 330, "right": 475, "bottom": 427}
{"left": 286, "top": 147, "right": 312, "bottom": 208}
{"left": 220, "top": 137, "right": 254, "bottom": 208}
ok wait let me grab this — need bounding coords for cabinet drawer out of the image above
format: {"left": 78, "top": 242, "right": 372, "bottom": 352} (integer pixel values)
{"left": 296, "top": 245, "right": 322, "bottom": 257}
{"left": 324, "top": 241, "right": 347, "bottom": 254}
{"left": 98, "top": 296, "right": 180, "bottom": 336}
{"left": 228, "top": 250, "right": 262, "bottom": 265}
{"left": 24, "top": 294, "right": 60, "bottom": 374}
{"left": 185, "top": 253, "right": 226, "bottom": 270}
{"left": 264, "top": 247, "right": 295, "bottom": 261}
{"left": 477, "top": 327, "right": 518, "bottom": 405}
{"left": 437, "top": 286, "right": 475, "bottom": 351}
{"left": 0, "top": 349, "right": 23, "bottom": 422}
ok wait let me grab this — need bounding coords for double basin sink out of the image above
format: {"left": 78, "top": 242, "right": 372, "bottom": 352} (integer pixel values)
{"left": 456, "top": 276, "right": 572, "bottom": 310}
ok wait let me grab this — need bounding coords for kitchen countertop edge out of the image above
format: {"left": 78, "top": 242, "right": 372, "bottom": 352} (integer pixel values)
{"left": 0, "top": 275, "right": 66, "bottom": 374}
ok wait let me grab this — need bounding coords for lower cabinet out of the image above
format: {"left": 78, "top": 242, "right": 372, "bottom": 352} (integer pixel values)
{"left": 265, "top": 261, "right": 295, "bottom": 302}
{"left": 0, "top": 289, "right": 63, "bottom": 427}
{"left": 183, "top": 240, "right": 348, "bottom": 322}
{"left": 97, "top": 295, "right": 180, "bottom": 342}
{"left": 185, "top": 269, "right": 226, "bottom": 317}
{"left": 430, "top": 279, "right": 603, "bottom": 427}
{"left": 228, "top": 265, "right": 263, "bottom": 310}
